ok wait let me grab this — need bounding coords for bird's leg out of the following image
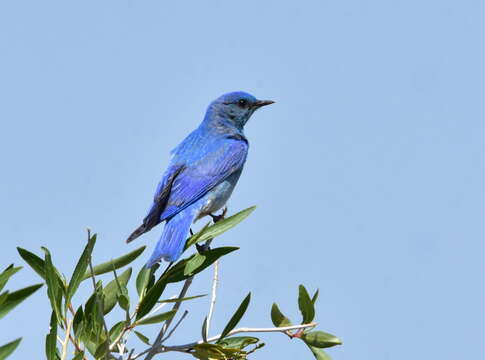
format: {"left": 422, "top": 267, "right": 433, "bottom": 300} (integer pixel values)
{"left": 189, "top": 228, "right": 194, "bottom": 236}
{"left": 196, "top": 239, "right": 213, "bottom": 254}
{"left": 209, "top": 206, "right": 228, "bottom": 223}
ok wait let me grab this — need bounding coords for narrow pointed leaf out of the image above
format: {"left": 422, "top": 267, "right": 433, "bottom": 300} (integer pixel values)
{"left": 183, "top": 221, "right": 211, "bottom": 250}
{"left": 136, "top": 275, "right": 168, "bottom": 320}
{"left": 201, "top": 316, "right": 208, "bottom": 343}
{"left": 17, "top": 247, "right": 46, "bottom": 280}
{"left": 158, "top": 294, "right": 207, "bottom": 303}
{"left": 72, "top": 306, "right": 84, "bottom": 337}
{"left": 306, "top": 344, "right": 332, "bottom": 360}
{"left": 0, "top": 265, "right": 22, "bottom": 293}
{"left": 166, "top": 247, "right": 238, "bottom": 283}
{"left": 311, "top": 289, "right": 320, "bottom": 305}
{"left": 102, "top": 268, "right": 131, "bottom": 314}
{"left": 270, "top": 303, "right": 292, "bottom": 327}
{"left": 135, "top": 265, "right": 151, "bottom": 299}
{"left": 0, "top": 292, "right": 8, "bottom": 307}
{"left": 133, "top": 331, "right": 150, "bottom": 345}
{"left": 0, "top": 283, "right": 42, "bottom": 320}
{"left": 136, "top": 309, "right": 176, "bottom": 326}
{"left": 302, "top": 331, "right": 342, "bottom": 348}
{"left": 217, "top": 293, "right": 251, "bottom": 342}
{"left": 42, "top": 248, "right": 63, "bottom": 324}
{"left": 66, "top": 234, "right": 96, "bottom": 307}
{"left": 185, "top": 207, "right": 256, "bottom": 248}
{"left": 109, "top": 321, "right": 126, "bottom": 342}
{"left": 219, "top": 336, "right": 259, "bottom": 349}
{"left": 93, "top": 340, "right": 109, "bottom": 359}
{"left": 184, "top": 254, "right": 206, "bottom": 276}
{"left": 82, "top": 246, "right": 145, "bottom": 280}
{"left": 0, "top": 338, "right": 21, "bottom": 360}
{"left": 298, "top": 285, "right": 315, "bottom": 324}
{"left": 71, "top": 351, "right": 85, "bottom": 360}
{"left": 45, "top": 311, "right": 57, "bottom": 360}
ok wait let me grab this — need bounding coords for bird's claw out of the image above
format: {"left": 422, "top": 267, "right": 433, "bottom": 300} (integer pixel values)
{"left": 209, "top": 207, "right": 228, "bottom": 223}
{"left": 196, "top": 243, "right": 211, "bottom": 254}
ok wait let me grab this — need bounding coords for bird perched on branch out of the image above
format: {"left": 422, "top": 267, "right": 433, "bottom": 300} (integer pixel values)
{"left": 127, "top": 91, "right": 274, "bottom": 267}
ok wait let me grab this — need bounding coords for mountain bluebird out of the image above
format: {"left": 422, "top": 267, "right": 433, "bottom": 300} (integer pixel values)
{"left": 127, "top": 91, "right": 273, "bottom": 267}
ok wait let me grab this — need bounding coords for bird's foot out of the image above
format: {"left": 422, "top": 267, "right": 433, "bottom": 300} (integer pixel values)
{"left": 209, "top": 207, "right": 227, "bottom": 223}
{"left": 196, "top": 242, "right": 211, "bottom": 254}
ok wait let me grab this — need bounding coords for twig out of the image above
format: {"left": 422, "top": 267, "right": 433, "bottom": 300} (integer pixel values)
{"left": 206, "top": 260, "right": 219, "bottom": 339}
{"left": 161, "top": 310, "right": 189, "bottom": 343}
{"left": 144, "top": 276, "right": 194, "bottom": 360}
{"left": 61, "top": 318, "right": 73, "bottom": 360}
{"left": 133, "top": 323, "right": 317, "bottom": 358}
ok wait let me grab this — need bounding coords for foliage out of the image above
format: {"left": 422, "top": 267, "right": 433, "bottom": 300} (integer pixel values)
{"left": 0, "top": 264, "right": 43, "bottom": 359}
{"left": 10, "top": 206, "right": 341, "bottom": 359}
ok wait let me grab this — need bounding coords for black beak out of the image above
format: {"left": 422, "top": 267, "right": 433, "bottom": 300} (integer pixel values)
{"left": 253, "top": 99, "right": 275, "bottom": 108}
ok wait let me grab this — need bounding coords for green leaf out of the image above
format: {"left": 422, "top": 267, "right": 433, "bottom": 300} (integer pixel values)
{"left": 135, "top": 265, "right": 151, "bottom": 299}
{"left": 298, "top": 285, "right": 315, "bottom": 324}
{"left": 218, "top": 336, "right": 259, "bottom": 349}
{"left": 0, "top": 338, "right": 21, "bottom": 360}
{"left": 0, "top": 292, "right": 8, "bottom": 307}
{"left": 45, "top": 311, "right": 57, "bottom": 360}
{"left": 185, "top": 206, "right": 256, "bottom": 249}
{"left": 201, "top": 316, "right": 208, "bottom": 343}
{"left": 93, "top": 339, "right": 109, "bottom": 359}
{"left": 302, "top": 331, "right": 342, "bottom": 348}
{"left": 183, "top": 253, "right": 206, "bottom": 276}
{"left": 0, "top": 283, "right": 43, "bottom": 320}
{"left": 136, "top": 275, "right": 168, "bottom": 320}
{"left": 136, "top": 309, "right": 176, "bottom": 326}
{"left": 312, "top": 289, "right": 319, "bottom": 305}
{"left": 42, "top": 247, "right": 63, "bottom": 324}
{"left": 270, "top": 303, "right": 292, "bottom": 327}
{"left": 183, "top": 222, "right": 211, "bottom": 250}
{"left": 102, "top": 268, "right": 132, "bottom": 314}
{"left": 17, "top": 247, "right": 46, "bottom": 280}
{"left": 306, "top": 344, "right": 332, "bottom": 360}
{"left": 71, "top": 351, "right": 85, "bottom": 360}
{"left": 66, "top": 234, "right": 96, "bottom": 308}
{"left": 82, "top": 246, "right": 146, "bottom": 280}
{"left": 166, "top": 247, "right": 239, "bottom": 283}
{"left": 157, "top": 294, "right": 207, "bottom": 303}
{"left": 0, "top": 265, "right": 22, "bottom": 293}
{"left": 133, "top": 331, "right": 150, "bottom": 345}
{"left": 193, "top": 343, "right": 232, "bottom": 360}
{"left": 109, "top": 321, "right": 126, "bottom": 343}
{"left": 72, "top": 306, "right": 84, "bottom": 337}
{"left": 118, "top": 293, "right": 130, "bottom": 313}
{"left": 217, "top": 292, "right": 251, "bottom": 342}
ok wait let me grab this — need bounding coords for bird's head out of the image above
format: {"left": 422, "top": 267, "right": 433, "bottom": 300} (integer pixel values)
{"left": 207, "top": 91, "right": 274, "bottom": 129}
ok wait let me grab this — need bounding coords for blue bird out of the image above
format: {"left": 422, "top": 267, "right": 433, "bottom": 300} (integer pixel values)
{"left": 127, "top": 91, "right": 274, "bottom": 267}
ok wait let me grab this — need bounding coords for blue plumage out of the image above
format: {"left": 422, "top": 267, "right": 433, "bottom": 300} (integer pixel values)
{"left": 127, "top": 91, "right": 273, "bottom": 267}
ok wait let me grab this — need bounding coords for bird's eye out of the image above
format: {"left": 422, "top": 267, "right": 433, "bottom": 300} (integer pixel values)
{"left": 238, "top": 99, "right": 248, "bottom": 107}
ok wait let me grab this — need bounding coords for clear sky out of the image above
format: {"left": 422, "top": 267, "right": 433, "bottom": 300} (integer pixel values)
{"left": 1, "top": 1, "right": 484, "bottom": 359}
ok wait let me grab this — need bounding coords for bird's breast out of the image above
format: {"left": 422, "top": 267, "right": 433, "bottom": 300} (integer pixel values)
{"left": 197, "top": 170, "right": 243, "bottom": 220}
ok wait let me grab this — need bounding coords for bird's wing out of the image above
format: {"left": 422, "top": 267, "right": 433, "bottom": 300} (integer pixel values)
{"left": 126, "top": 138, "right": 248, "bottom": 243}
{"left": 159, "top": 138, "right": 248, "bottom": 220}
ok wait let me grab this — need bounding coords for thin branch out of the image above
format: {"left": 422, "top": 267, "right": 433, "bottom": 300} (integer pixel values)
{"left": 143, "top": 276, "right": 194, "bottom": 360}
{"left": 206, "top": 260, "right": 219, "bottom": 339}
{"left": 132, "top": 322, "right": 317, "bottom": 358}
{"left": 168, "top": 322, "right": 318, "bottom": 350}
{"left": 161, "top": 310, "right": 189, "bottom": 343}
{"left": 61, "top": 318, "right": 73, "bottom": 360}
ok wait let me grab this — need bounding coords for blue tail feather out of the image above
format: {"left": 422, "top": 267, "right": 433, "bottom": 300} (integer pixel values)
{"left": 146, "top": 206, "right": 197, "bottom": 267}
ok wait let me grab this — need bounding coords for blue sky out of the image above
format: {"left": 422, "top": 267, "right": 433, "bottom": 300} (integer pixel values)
{"left": 1, "top": 1, "right": 484, "bottom": 359}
